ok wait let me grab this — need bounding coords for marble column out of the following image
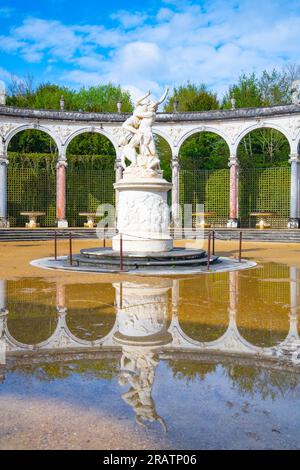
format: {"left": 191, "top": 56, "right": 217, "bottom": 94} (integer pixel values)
{"left": 288, "top": 154, "right": 300, "bottom": 228}
{"left": 0, "top": 155, "right": 9, "bottom": 228}
{"left": 287, "top": 266, "right": 299, "bottom": 341}
{"left": 0, "top": 280, "right": 8, "bottom": 373}
{"left": 115, "top": 155, "right": 123, "bottom": 226}
{"left": 56, "top": 159, "right": 68, "bottom": 228}
{"left": 227, "top": 155, "right": 240, "bottom": 228}
{"left": 171, "top": 154, "right": 181, "bottom": 230}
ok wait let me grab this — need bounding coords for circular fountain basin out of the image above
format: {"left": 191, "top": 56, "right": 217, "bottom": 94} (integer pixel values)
{"left": 76, "top": 247, "right": 218, "bottom": 270}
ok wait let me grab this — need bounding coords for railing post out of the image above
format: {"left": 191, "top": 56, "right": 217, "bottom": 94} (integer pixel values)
{"left": 207, "top": 231, "right": 211, "bottom": 270}
{"left": 212, "top": 230, "right": 215, "bottom": 255}
{"left": 239, "top": 231, "right": 242, "bottom": 262}
{"left": 54, "top": 230, "right": 57, "bottom": 260}
{"left": 120, "top": 233, "right": 123, "bottom": 271}
{"left": 103, "top": 225, "right": 106, "bottom": 248}
{"left": 69, "top": 231, "right": 73, "bottom": 266}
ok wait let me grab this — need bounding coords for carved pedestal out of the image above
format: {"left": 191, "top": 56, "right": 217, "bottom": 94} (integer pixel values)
{"left": 113, "top": 281, "right": 172, "bottom": 345}
{"left": 112, "top": 175, "right": 173, "bottom": 253}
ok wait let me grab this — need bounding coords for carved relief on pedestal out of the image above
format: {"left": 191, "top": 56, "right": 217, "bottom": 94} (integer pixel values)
{"left": 117, "top": 192, "right": 169, "bottom": 236}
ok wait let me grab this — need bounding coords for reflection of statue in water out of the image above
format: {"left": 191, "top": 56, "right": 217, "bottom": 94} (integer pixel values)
{"left": 119, "top": 346, "right": 167, "bottom": 431}
{"left": 120, "top": 88, "right": 169, "bottom": 176}
{"left": 113, "top": 281, "right": 172, "bottom": 431}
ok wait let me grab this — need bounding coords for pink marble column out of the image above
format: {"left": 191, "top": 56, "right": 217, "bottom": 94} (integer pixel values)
{"left": 56, "top": 160, "right": 68, "bottom": 227}
{"left": 227, "top": 157, "right": 239, "bottom": 227}
{"left": 56, "top": 282, "right": 66, "bottom": 309}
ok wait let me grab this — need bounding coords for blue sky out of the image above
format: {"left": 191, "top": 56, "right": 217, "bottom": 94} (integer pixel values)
{"left": 0, "top": 0, "right": 300, "bottom": 99}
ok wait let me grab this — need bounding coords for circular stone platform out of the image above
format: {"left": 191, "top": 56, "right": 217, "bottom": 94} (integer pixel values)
{"left": 77, "top": 247, "right": 216, "bottom": 270}
{"left": 31, "top": 249, "right": 257, "bottom": 276}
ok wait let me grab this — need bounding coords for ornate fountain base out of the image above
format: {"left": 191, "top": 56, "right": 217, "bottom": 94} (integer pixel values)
{"left": 112, "top": 175, "right": 173, "bottom": 253}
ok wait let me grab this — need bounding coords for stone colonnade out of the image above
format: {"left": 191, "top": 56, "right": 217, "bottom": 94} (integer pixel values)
{"left": 0, "top": 104, "right": 300, "bottom": 228}
{"left": 1, "top": 138, "right": 299, "bottom": 229}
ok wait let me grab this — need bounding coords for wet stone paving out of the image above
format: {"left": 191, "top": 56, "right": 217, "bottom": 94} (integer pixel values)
{"left": 1, "top": 262, "right": 300, "bottom": 449}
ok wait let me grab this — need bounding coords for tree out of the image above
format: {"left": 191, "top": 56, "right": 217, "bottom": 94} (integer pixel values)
{"left": 180, "top": 132, "right": 229, "bottom": 170}
{"left": 164, "top": 82, "right": 219, "bottom": 112}
{"left": 222, "top": 73, "right": 265, "bottom": 108}
{"left": 72, "top": 83, "right": 133, "bottom": 113}
{"left": 258, "top": 70, "right": 290, "bottom": 106}
{"left": 238, "top": 128, "right": 290, "bottom": 168}
{"left": 284, "top": 63, "right": 300, "bottom": 84}
{"left": 6, "top": 78, "right": 133, "bottom": 113}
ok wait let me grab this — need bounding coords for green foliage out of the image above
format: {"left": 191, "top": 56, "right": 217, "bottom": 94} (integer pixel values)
{"left": 6, "top": 81, "right": 133, "bottom": 112}
{"left": 8, "top": 129, "right": 58, "bottom": 154}
{"left": 238, "top": 128, "right": 290, "bottom": 168}
{"left": 180, "top": 169, "right": 230, "bottom": 227}
{"left": 239, "top": 167, "right": 290, "bottom": 228}
{"left": 222, "top": 73, "right": 265, "bottom": 108}
{"left": 66, "top": 168, "right": 115, "bottom": 227}
{"left": 180, "top": 167, "right": 290, "bottom": 228}
{"left": 155, "top": 135, "right": 172, "bottom": 181}
{"left": 7, "top": 152, "right": 57, "bottom": 172}
{"left": 179, "top": 132, "right": 229, "bottom": 170}
{"left": 8, "top": 167, "right": 56, "bottom": 227}
{"left": 66, "top": 132, "right": 115, "bottom": 156}
{"left": 259, "top": 69, "right": 290, "bottom": 105}
{"left": 222, "top": 70, "right": 291, "bottom": 108}
{"left": 164, "top": 82, "right": 220, "bottom": 112}
{"left": 72, "top": 83, "right": 132, "bottom": 112}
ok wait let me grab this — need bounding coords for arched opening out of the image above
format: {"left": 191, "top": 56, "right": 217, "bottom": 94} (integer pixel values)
{"left": 7, "top": 279, "right": 58, "bottom": 345}
{"left": 66, "top": 283, "right": 115, "bottom": 341}
{"left": 237, "top": 263, "right": 290, "bottom": 347}
{"left": 178, "top": 131, "right": 230, "bottom": 227}
{"left": 237, "top": 127, "right": 290, "bottom": 228}
{"left": 178, "top": 274, "right": 229, "bottom": 342}
{"left": 7, "top": 129, "right": 58, "bottom": 226}
{"left": 66, "top": 132, "right": 116, "bottom": 227}
{"left": 154, "top": 134, "right": 172, "bottom": 182}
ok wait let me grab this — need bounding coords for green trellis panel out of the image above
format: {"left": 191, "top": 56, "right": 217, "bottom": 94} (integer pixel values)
{"left": 7, "top": 163, "right": 290, "bottom": 229}
{"left": 66, "top": 168, "right": 115, "bottom": 227}
{"left": 7, "top": 168, "right": 56, "bottom": 227}
{"left": 239, "top": 167, "right": 290, "bottom": 228}
{"left": 180, "top": 167, "right": 290, "bottom": 228}
{"left": 179, "top": 169, "right": 230, "bottom": 227}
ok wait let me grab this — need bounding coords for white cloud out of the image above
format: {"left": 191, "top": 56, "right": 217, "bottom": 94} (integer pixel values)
{"left": 0, "top": 7, "right": 14, "bottom": 18}
{"left": 110, "top": 10, "right": 148, "bottom": 29}
{"left": 0, "top": 1, "right": 300, "bottom": 98}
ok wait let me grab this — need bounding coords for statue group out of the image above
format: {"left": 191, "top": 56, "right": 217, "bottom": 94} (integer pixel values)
{"left": 119, "top": 88, "right": 169, "bottom": 177}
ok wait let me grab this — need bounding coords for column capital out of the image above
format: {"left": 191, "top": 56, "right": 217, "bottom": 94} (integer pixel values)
{"left": 171, "top": 155, "right": 180, "bottom": 169}
{"left": 228, "top": 155, "right": 239, "bottom": 168}
{"left": 0, "top": 155, "right": 8, "bottom": 166}
{"left": 56, "top": 159, "right": 67, "bottom": 169}
{"left": 289, "top": 153, "right": 300, "bottom": 164}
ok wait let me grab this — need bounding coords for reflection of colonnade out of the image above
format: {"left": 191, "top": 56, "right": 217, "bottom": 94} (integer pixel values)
{"left": 1, "top": 281, "right": 117, "bottom": 356}
{"left": 1, "top": 271, "right": 300, "bottom": 367}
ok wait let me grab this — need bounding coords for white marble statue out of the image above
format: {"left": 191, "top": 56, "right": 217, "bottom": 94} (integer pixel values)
{"left": 120, "top": 88, "right": 169, "bottom": 177}
{"left": 291, "top": 80, "right": 300, "bottom": 105}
